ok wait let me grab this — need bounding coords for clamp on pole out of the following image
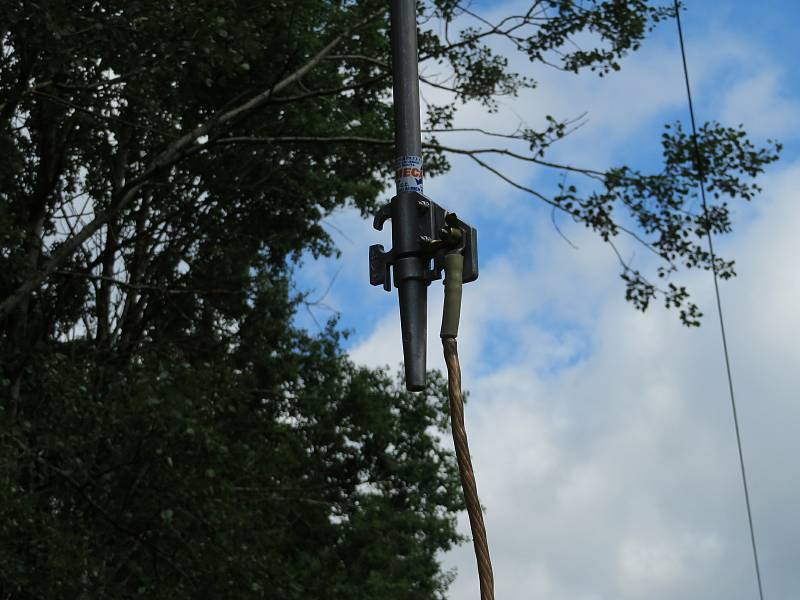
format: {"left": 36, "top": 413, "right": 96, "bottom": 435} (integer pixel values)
{"left": 369, "top": 200, "right": 477, "bottom": 390}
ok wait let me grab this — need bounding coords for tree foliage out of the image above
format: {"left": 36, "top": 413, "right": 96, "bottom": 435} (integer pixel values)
{"left": 0, "top": 0, "right": 780, "bottom": 596}
{"left": 1, "top": 284, "right": 463, "bottom": 597}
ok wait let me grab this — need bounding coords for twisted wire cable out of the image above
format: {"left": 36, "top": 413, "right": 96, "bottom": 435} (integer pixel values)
{"left": 443, "top": 337, "right": 494, "bottom": 600}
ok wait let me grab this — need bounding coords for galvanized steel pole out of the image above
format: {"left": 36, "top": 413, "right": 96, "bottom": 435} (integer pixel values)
{"left": 390, "top": 0, "right": 427, "bottom": 390}
{"left": 390, "top": 0, "right": 423, "bottom": 159}
{"left": 371, "top": 2, "right": 477, "bottom": 391}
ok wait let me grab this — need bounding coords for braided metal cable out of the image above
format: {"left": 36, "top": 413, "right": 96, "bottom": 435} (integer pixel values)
{"left": 442, "top": 337, "right": 494, "bottom": 600}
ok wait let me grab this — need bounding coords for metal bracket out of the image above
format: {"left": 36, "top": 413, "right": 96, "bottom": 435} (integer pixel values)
{"left": 369, "top": 244, "right": 393, "bottom": 291}
{"left": 369, "top": 191, "right": 478, "bottom": 290}
{"left": 368, "top": 190, "right": 478, "bottom": 391}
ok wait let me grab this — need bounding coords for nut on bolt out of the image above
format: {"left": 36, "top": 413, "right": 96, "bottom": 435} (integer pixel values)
{"left": 440, "top": 226, "right": 463, "bottom": 244}
{"left": 420, "top": 235, "right": 444, "bottom": 249}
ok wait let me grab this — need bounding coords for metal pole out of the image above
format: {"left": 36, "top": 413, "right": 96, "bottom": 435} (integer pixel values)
{"left": 390, "top": 0, "right": 422, "bottom": 159}
{"left": 390, "top": 0, "right": 427, "bottom": 390}
{"left": 370, "top": 3, "right": 477, "bottom": 391}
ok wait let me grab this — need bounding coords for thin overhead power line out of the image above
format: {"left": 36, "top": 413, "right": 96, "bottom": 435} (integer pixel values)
{"left": 672, "top": 2, "right": 765, "bottom": 599}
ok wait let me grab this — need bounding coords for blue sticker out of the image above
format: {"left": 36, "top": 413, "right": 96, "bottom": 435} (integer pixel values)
{"left": 394, "top": 155, "right": 424, "bottom": 193}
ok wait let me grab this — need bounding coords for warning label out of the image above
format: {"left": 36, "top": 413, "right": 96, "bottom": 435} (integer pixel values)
{"left": 394, "top": 155, "right": 424, "bottom": 193}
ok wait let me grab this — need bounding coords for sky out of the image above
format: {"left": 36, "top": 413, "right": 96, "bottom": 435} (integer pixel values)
{"left": 295, "top": 2, "right": 800, "bottom": 598}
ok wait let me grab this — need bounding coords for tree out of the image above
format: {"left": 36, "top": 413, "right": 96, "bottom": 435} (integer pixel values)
{"left": 0, "top": 294, "right": 464, "bottom": 598}
{"left": 0, "top": 0, "right": 780, "bottom": 597}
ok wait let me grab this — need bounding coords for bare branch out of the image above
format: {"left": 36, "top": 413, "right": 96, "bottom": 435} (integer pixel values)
{"left": 462, "top": 152, "right": 666, "bottom": 261}
{"left": 208, "top": 134, "right": 603, "bottom": 178}
{"left": 55, "top": 270, "right": 245, "bottom": 296}
{"left": 269, "top": 74, "right": 390, "bottom": 104}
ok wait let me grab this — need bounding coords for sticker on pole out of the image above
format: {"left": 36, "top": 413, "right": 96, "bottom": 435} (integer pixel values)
{"left": 394, "top": 155, "right": 424, "bottom": 193}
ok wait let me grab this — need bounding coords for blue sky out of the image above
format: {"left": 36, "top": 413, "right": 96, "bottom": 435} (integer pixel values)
{"left": 295, "top": 2, "right": 800, "bottom": 598}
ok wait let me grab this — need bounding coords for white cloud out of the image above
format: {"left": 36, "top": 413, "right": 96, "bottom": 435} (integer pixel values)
{"left": 438, "top": 162, "right": 800, "bottom": 600}
{"left": 721, "top": 69, "right": 800, "bottom": 138}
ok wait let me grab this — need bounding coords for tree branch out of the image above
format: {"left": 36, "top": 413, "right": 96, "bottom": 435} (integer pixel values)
{"left": 206, "top": 133, "right": 668, "bottom": 264}
{"left": 55, "top": 270, "right": 246, "bottom": 296}
{"left": 209, "top": 134, "right": 604, "bottom": 178}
